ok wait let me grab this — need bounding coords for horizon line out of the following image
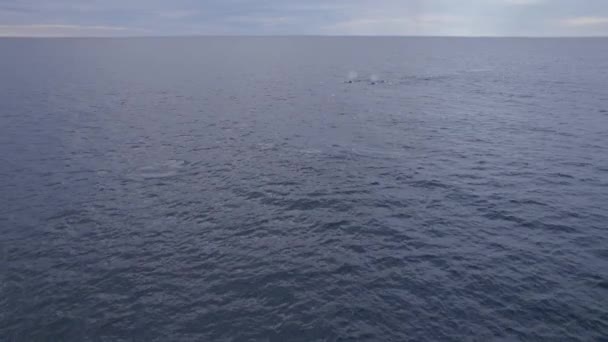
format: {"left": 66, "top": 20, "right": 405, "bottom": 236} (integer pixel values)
{"left": 1, "top": 34, "right": 607, "bottom": 39}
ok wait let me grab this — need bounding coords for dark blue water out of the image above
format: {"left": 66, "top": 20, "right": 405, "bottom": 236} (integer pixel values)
{"left": 1, "top": 37, "right": 607, "bottom": 341}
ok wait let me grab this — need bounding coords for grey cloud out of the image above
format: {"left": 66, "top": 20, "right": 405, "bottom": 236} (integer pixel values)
{"left": 1, "top": 0, "right": 607, "bottom": 36}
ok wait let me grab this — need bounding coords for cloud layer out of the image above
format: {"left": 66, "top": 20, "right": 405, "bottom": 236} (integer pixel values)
{"left": 1, "top": 0, "right": 608, "bottom": 37}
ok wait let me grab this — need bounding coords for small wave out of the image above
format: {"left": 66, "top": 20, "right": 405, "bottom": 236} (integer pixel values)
{"left": 410, "top": 179, "right": 451, "bottom": 189}
{"left": 256, "top": 143, "right": 277, "bottom": 151}
{"left": 399, "top": 74, "right": 454, "bottom": 84}
{"left": 466, "top": 68, "right": 493, "bottom": 73}
{"left": 129, "top": 160, "right": 188, "bottom": 180}
{"left": 298, "top": 148, "right": 324, "bottom": 155}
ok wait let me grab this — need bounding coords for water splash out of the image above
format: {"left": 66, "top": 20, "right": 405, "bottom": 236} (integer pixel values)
{"left": 346, "top": 71, "right": 358, "bottom": 83}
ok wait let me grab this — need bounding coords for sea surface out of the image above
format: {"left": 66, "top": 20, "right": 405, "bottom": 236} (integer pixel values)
{"left": 1, "top": 37, "right": 607, "bottom": 341}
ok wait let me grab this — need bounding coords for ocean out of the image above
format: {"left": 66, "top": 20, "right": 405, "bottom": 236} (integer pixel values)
{"left": 1, "top": 37, "right": 607, "bottom": 341}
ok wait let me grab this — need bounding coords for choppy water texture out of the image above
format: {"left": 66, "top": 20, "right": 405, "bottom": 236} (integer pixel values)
{"left": 1, "top": 37, "right": 608, "bottom": 341}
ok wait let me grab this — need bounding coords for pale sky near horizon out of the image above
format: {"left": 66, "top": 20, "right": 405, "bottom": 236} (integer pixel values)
{"left": 1, "top": 0, "right": 608, "bottom": 37}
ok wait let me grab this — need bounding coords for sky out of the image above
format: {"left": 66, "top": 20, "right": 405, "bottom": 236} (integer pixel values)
{"left": 1, "top": 0, "right": 608, "bottom": 37}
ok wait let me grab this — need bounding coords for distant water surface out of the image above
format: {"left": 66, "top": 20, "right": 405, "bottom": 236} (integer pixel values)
{"left": 1, "top": 37, "right": 607, "bottom": 341}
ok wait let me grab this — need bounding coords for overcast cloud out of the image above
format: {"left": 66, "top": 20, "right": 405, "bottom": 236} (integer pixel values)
{"left": 1, "top": 0, "right": 608, "bottom": 37}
